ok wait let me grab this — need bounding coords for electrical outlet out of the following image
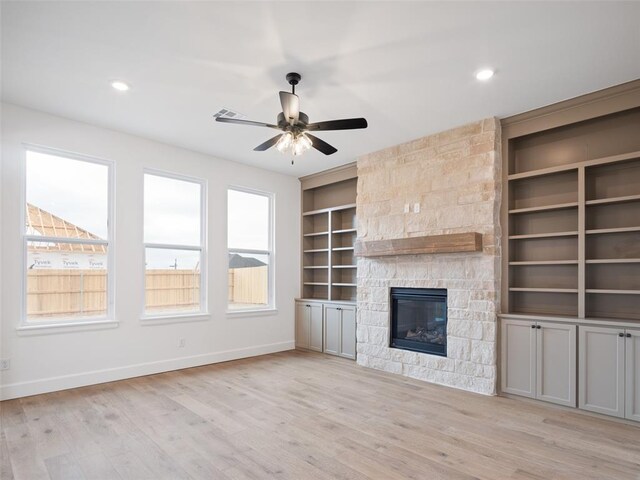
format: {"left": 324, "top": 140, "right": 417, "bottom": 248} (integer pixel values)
{"left": 413, "top": 203, "right": 420, "bottom": 213}
{"left": 178, "top": 339, "right": 186, "bottom": 348}
{"left": 0, "top": 359, "right": 10, "bottom": 370}
{"left": 404, "top": 203, "right": 410, "bottom": 213}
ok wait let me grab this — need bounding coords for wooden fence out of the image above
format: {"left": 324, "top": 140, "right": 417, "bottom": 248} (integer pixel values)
{"left": 27, "top": 267, "right": 267, "bottom": 317}
{"left": 228, "top": 266, "right": 268, "bottom": 306}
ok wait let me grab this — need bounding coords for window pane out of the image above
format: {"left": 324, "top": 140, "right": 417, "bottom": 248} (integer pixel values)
{"left": 144, "top": 174, "right": 201, "bottom": 245}
{"left": 145, "top": 248, "right": 201, "bottom": 314}
{"left": 27, "top": 241, "right": 108, "bottom": 320}
{"left": 228, "top": 189, "right": 269, "bottom": 250}
{"left": 26, "top": 151, "right": 109, "bottom": 239}
{"left": 228, "top": 252, "right": 269, "bottom": 310}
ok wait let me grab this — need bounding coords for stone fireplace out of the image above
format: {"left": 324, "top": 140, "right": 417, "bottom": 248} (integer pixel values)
{"left": 355, "top": 118, "right": 501, "bottom": 395}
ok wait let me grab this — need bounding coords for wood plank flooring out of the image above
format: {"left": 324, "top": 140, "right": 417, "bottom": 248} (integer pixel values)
{"left": 1, "top": 350, "right": 639, "bottom": 479}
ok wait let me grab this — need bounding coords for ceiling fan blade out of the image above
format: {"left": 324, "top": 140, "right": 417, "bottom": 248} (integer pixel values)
{"left": 306, "top": 118, "right": 368, "bottom": 131}
{"left": 305, "top": 133, "right": 338, "bottom": 155}
{"left": 215, "top": 117, "right": 280, "bottom": 129}
{"left": 279, "top": 91, "right": 300, "bottom": 125}
{"left": 253, "top": 134, "right": 283, "bottom": 152}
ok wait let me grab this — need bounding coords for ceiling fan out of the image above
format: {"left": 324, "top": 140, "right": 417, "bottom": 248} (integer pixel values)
{"left": 215, "top": 72, "right": 367, "bottom": 157}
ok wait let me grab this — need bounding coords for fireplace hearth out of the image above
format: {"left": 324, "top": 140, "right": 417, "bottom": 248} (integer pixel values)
{"left": 390, "top": 288, "right": 447, "bottom": 357}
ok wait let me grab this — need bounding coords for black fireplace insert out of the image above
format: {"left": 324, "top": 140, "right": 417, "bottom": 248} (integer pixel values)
{"left": 390, "top": 287, "right": 447, "bottom": 357}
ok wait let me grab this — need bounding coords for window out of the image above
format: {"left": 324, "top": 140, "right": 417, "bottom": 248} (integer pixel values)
{"left": 24, "top": 147, "right": 113, "bottom": 324}
{"left": 227, "top": 188, "right": 273, "bottom": 311}
{"left": 143, "top": 171, "right": 206, "bottom": 317}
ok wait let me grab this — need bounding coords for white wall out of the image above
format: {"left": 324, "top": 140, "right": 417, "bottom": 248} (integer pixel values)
{"left": 0, "top": 103, "right": 300, "bottom": 400}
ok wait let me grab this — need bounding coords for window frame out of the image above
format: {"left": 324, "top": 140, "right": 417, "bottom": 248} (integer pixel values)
{"left": 20, "top": 144, "right": 116, "bottom": 329}
{"left": 141, "top": 168, "right": 208, "bottom": 321}
{"left": 226, "top": 185, "right": 275, "bottom": 314}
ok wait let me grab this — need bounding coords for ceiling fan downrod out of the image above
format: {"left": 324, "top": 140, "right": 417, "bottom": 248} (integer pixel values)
{"left": 286, "top": 72, "right": 301, "bottom": 95}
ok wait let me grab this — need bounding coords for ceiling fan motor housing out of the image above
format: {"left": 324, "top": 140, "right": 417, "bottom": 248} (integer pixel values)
{"left": 277, "top": 111, "right": 308, "bottom": 130}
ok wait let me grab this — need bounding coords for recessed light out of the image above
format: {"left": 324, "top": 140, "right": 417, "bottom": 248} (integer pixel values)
{"left": 111, "top": 81, "right": 130, "bottom": 91}
{"left": 475, "top": 69, "right": 494, "bottom": 81}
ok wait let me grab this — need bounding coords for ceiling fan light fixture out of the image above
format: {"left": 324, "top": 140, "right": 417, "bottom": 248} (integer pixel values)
{"left": 276, "top": 132, "right": 293, "bottom": 152}
{"left": 298, "top": 133, "right": 312, "bottom": 150}
{"left": 291, "top": 133, "right": 312, "bottom": 156}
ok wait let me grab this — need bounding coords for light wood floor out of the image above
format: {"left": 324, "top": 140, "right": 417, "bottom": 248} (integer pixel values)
{"left": 1, "top": 351, "right": 639, "bottom": 480}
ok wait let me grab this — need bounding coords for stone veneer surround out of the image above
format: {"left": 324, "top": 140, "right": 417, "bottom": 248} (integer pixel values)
{"left": 356, "top": 118, "right": 501, "bottom": 395}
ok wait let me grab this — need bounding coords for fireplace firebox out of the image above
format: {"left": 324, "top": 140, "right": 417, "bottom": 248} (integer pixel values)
{"left": 390, "top": 288, "right": 447, "bottom": 357}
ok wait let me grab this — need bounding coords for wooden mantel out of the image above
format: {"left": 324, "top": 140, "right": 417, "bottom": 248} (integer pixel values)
{"left": 354, "top": 232, "right": 482, "bottom": 257}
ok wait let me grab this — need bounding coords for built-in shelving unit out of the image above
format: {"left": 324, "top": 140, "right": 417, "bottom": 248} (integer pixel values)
{"left": 504, "top": 106, "right": 640, "bottom": 321}
{"left": 301, "top": 169, "right": 357, "bottom": 302}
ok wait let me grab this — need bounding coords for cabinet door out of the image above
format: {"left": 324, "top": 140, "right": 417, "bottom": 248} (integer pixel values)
{"left": 308, "top": 304, "right": 324, "bottom": 352}
{"left": 324, "top": 306, "right": 341, "bottom": 356}
{"left": 501, "top": 319, "right": 536, "bottom": 398}
{"left": 626, "top": 329, "right": 640, "bottom": 422}
{"left": 536, "top": 322, "right": 576, "bottom": 407}
{"left": 339, "top": 305, "right": 356, "bottom": 360}
{"left": 295, "top": 302, "right": 310, "bottom": 349}
{"left": 579, "top": 325, "right": 625, "bottom": 418}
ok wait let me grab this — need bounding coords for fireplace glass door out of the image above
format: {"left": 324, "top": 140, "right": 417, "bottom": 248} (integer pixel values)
{"left": 390, "top": 288, "right": 447, "bottom": 356}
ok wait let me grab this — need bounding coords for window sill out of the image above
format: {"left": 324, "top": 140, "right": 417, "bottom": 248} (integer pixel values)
{"left": 140, "top": 312, "right": 211, "bottom": 325}
{"left": 16, "top": 319, "right": 119, "bottom": 336}
{"left": 225, "top": 308, "right": 278, "bottom": 318}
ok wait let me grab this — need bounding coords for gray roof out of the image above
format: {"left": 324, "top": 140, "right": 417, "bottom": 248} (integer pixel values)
{"left": 229, "top": 253, "right": 267, "bottom": 269}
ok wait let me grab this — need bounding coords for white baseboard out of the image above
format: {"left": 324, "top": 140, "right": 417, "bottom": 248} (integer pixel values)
{"left": 0, "top": 341, "right": 295, "bottom": 400}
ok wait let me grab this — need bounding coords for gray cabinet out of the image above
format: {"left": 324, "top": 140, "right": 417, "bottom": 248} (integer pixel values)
{"left": 295, "top": 300, "right": 356, "bottom": 359}
{"left": 579, "top": 325, "right": 639, "bottom": 420}
{"left": 323, "top": 304, "right": 356, "bottom": 360}
{"left": 626, "top": 330, "right": 640, "bottom": 422}
{"left": 295, "top": 301, "right": 323, "bottom": 352}
{"left": 501, "top": 319, "right": 576, "bottom": 407}
{"left": 501, "top": 319, "right": 536, "bottom": 398}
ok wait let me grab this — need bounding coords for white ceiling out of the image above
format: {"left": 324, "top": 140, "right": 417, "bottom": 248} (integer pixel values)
{"left": 2, "top": 2, "right": 639, "bottom": 177}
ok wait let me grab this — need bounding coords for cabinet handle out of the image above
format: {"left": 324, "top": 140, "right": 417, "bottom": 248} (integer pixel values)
{"left": 337, "top": 307, "right": 342, "bottom": 311}
{"left": 531, "top": 325, "right": 536, "bottom": 329}
{"left": 306, "top": 304, "right": 310, "bottom": 307}
{"left": 619, "top": 333, "right": 625, "bottom": 337}
{"left": 627, "top": 333, "right": 632, "bottom": 338}
{"left": 536, "top": 325, "right": 541, "bottom": 329}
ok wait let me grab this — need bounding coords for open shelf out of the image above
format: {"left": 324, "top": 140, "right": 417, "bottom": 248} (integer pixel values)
{"left": 505, "top": 107, "right": 640, "bottom": 321}
{"left": 586, "top": 289, "right": 640, "bottom": 295}
{"left": 586, "top": 258, "right": 640, "bottom": 264}
{"left": 509, "top": 170, "right": 578, "bottom": 212}
{"left": 508, "top": 202, "right": 579, "bottom": 215}
{"left": 586, "top": 194, "right": 640, "bottom": 206}
{"left": 586, "top": 292, "right": 640, "bottom": 320}
{"left": 510, "top": 236, "right": 578, "bottom": 263}
{"left": 509, "top": 260, "right": 579, "bottom": 265}
{"left": 510, "top": 291, "right": 578, "bottom": 317}
{"left": 302, "top": 175, "right": 357, "bottom": 302}
{"left": 509, "top": 288, "right": 578, "bottom": 293}
{"left": 586, "top": 226, "right": 640, "bottom": 235}
{"left": 509, "top": 231, "right": 578, "bottom": 240}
